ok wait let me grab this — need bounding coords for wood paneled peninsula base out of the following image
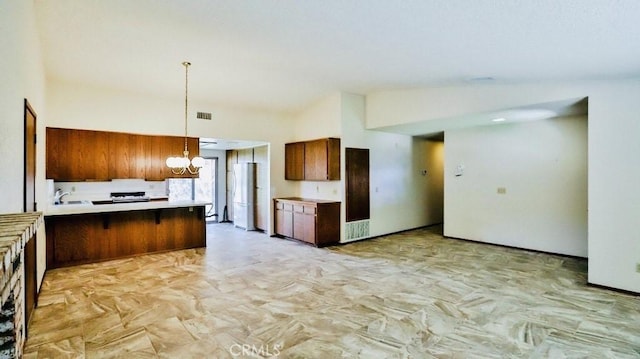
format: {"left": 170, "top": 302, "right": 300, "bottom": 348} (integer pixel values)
{"left": 274, "top": 197, "right": 340, "bottom": 247}
{"left": 45, "top": 203, "right": 206, "bottom": 268}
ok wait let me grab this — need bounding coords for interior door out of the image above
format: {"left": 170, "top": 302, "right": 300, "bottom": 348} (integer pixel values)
{"left": 346, "top": 148, "right": 370, "bottom": 222}
{"left": 23, "top": 99, "right": 37, "bottom": 333}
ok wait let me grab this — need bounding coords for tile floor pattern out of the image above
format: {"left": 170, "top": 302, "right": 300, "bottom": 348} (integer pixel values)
{"left": 24, "top": 224, "right": 640, "bottom": 358}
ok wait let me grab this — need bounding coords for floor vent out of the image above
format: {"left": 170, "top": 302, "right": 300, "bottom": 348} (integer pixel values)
{"left": 197, "top": 112, "right": 212, "bottom": 120}
{"left": 345, "top": 220, "right": 370, "bottom": 241}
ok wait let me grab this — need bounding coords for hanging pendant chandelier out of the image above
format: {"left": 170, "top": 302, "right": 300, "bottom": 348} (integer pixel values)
{"left": 166, "top": 61, "right": 205, "bottom": 175}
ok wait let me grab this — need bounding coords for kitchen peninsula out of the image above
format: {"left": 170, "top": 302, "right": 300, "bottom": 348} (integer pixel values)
{"left": 45, "top": 200, "right": 208, "bottom": 268}
{"left": 45, "top": 127, "right": 209, "bottom": 268}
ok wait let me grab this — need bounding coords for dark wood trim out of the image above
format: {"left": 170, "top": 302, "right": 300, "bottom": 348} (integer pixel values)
{"left": 24, "top": 99, "right": 37, "bottom": 212}
{"left": 443, "top": 233, "right": 587, "bottom": 260}
{"left": 587, "top": 282, "right": 639, "bottom": 297}
{"left": 23, "top": 99, "right": 38, "bottom": 335}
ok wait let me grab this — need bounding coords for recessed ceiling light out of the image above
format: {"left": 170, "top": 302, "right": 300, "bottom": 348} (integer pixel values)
{"left": 492, "top": 118, "right": 506, "bottom": 122}
{"left": 468, "top": 76, "right": 495, "bottom": 83}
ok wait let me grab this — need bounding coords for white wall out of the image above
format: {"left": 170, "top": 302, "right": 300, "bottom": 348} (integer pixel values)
{"left": 287, "top": 92, "right": 438, "bottom": 242}
{"left": 341, "top": 93, "right": 436, "bottom": 239}
{"left": 0, "top": 0, "right": 47, "bottom": 213}
{"left": 587, "top": 85, "right": 640, "bottom": 293}
{"left": 0, "top": 0, "right": 48, "bottom": 287}
{"left": 291, "top": 93, "right": 343, "bottom": 200}
{"left": 367, "top": 80, "right": 640, "bottom": 293}
{"left": 444, "top": 116, "right": 588, "bottom": 256}
{"left": 46, "top": 80, "right": 296, "bottom": 234}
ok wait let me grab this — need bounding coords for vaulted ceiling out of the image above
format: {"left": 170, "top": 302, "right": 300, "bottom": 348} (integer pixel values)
{"left": 36, "top": 0, "right": 640, "bottom": 114}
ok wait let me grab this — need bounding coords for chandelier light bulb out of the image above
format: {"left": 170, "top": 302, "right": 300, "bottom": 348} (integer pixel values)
{"left": 191, "top": 156, "right": 205, "bottom": 168}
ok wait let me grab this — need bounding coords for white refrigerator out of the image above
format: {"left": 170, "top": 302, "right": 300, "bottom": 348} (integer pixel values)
{"left": 233, "top": 162, "right": 257, "bottom": 230}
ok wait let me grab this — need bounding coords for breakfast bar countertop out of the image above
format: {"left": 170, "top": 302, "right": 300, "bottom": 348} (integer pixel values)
{"left": 44, "top": 200, "right": 210, "bottom": 217}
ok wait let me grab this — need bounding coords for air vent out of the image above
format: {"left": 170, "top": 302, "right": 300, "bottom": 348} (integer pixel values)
{"left": 197, "top": 112, "right": 212, "bottom": 120}
{"left": 345, "top": 219, "right": 370, "bottom": 242}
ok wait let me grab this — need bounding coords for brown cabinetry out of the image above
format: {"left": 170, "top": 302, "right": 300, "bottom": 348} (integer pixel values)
{"left": 284, "top": 142, "right": 305, "bottom": 180}
{"left": 284, "top": 138, "right": 340, "bottom": 181}
{"left": 46, "top": 127, "right": 199, "bottom": 181}
{"left": 46, "top": 127, "right": 109, "bottom": 181}
{"left": 45, "top": 206, "right": 206, "bottom": 268}
{"left": 273, "top": 198, "right": 340, "bottom": 247}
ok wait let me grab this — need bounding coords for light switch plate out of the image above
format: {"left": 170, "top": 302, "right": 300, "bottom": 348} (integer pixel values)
{"left": 497, "top": 187, "right": 506, "bottom": 194}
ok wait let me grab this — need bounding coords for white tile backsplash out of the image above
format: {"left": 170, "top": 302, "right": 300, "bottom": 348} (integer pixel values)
{"left": 50, "top": 179, "right": 168, "bottom": 204}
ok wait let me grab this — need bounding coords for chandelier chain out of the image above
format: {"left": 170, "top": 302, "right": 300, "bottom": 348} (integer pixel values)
{"left": 167, "top": 61, "right": 203, "bottom": 175}
{"left": 183, "top": 61, "right": 190, "bottom": 153}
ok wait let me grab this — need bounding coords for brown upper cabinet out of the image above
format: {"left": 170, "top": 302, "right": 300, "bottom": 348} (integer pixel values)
{"left": 284, "top": 142, "right": 305, "bottom": 180}
{"left": 285, "top": 137, "right": 340, "bottom": 181}
{"left": 46, "top": 127, "right": 199, "bottom": 181}
{"left": 46, "top": 128, "right": 109, "bottom": 181}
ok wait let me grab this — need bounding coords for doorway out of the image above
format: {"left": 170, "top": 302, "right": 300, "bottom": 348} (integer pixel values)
{"left": 424, "top": 138, "right": 445, "bottom": 226}
{"left": 23, "top": 99, "right": 37, "bottom": 334}
{"left": 167, "top": 157, "right": 219, "bottom": 222}
{"left": 195, "top": 157, "right": 218, "bottom": 222}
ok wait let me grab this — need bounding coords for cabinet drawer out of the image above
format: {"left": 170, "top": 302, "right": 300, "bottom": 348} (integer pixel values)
{"left": 293, "top": 205, "right": 304, "bottom": 213}
{"left": 275, "top": 201, "right": 284, "bottom": 210}
{"left": 303, "top": 206, "right": 316, "bottom": 214}
{"left": 283, "top": 203, "right": 293, "bottom": 211}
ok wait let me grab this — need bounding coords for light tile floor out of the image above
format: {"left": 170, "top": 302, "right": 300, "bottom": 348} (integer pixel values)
{"left": 24, "top": 224, "right": 640, "bottom": 358}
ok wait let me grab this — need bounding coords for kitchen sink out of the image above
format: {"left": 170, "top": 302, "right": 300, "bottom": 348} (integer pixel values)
{"left": 59, "top": 200, "right": 93, "bottom": 205}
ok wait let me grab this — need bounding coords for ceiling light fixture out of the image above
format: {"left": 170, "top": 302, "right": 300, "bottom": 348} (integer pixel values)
{"left": 492, "top": 118, "right": 506, "bottom": 122}
{"left": 166, "top": 61, "right": 204, "bottom": 175}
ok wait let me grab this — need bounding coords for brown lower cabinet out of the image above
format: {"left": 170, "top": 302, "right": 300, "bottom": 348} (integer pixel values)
{"left": 45, "top": 206, "right": 206, "bottom": 268}
{"left": 274, "top": 198, "right": 340, "bottom": 247}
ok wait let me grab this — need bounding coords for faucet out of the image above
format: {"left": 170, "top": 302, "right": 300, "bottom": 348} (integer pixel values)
{"left": 54, "top": 189, "right": 70, "bottom": 205}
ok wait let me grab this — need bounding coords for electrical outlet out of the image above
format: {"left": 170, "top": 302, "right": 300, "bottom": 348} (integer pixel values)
{"left": 497, "top": 187, "right": 506, "bottom": 194}
{"left": 71, "top": 186, "right": 76, "bottom": 192}
{"left": 636, "top": 263, "right": 640, "bottom": 273}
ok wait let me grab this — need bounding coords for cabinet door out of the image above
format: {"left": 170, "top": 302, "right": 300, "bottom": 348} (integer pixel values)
{"left": 108, "top": 132, "right": 131, "bottom": 179}
{"left": 274, "top": 201, "right": 286, "bottom": 236}
{"left": 46, "top": 215, "right": 105, "bottom": 267}
{"left": 70, "top": 129, "right": 109, "bottom": 181}
{"left": 46, "top": 128, "right": 109, "bottom": 181}
{"left": 304, "top": 139, "right": 326, "bottom": 180}
{"left": 302, "top": 211, "right": 317, "bottom": 244}
{"left": 108, "top": 133, "right": 147, "bottom": 179}
{"left": 326, "top": 138, "right": 341, "bottom": 180}
{"left": 292, "top": 207, "right": 305, "bottom": 241}
{"left": 275, "top": 208, "right": 285, "bottom": 236}
{"left": 144, "top": 135, "right": 165, "bottom": 181}
{"left": 46, "top": 127, "right": 66, "bottom": 180}
{"left": 285, "top": 142, "right": 305, "bottom": 180}
{"left": 282, "top": 204, "right": 294, "bottom": 238}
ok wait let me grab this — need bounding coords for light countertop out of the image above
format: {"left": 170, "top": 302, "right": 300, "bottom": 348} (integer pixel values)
{"left": 274, "top": 197, "right": 341, "bottom": 204}
{"left": 45, "top": 200, "right": 210, "bottom": 217}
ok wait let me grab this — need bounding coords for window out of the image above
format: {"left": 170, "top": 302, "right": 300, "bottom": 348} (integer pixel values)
{"left": 167, "top": 157, "right": 218, "bottom": 221}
